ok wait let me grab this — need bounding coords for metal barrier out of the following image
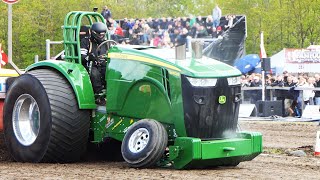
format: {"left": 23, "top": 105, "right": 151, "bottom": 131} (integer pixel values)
{"left": 241, "top": 86, "right": 320, "bottom": 117}
{"left": 46, "top": 39, "right": 63, "bottom": 60}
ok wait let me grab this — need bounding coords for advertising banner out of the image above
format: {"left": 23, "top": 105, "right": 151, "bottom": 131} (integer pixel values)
{"left": 284, "top": 48, "right": 320, "bottom": 73}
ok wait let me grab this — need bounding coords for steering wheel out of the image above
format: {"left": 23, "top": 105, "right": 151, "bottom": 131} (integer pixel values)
{"left": 95, "top": 40, "right": 118, "bottom": 58}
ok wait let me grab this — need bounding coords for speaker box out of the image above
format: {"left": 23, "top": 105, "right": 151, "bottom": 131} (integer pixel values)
{"left": 256, "top": 100, "right": 282, "bottom": 117}
{"left": 261, "top": 58, "right": 271, "bottom": 71}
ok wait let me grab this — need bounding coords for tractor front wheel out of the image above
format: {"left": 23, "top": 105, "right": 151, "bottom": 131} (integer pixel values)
{"left": 121, "top": 119, "right": 168, "bottom": 168}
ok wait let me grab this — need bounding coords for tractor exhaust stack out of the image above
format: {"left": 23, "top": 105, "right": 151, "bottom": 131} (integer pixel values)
{"left": 175, "top": 44, "right": 186, "bottom": 60}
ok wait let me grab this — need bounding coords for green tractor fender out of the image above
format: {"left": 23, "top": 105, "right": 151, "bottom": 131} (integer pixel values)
{"left": 26, "top": 60, "right": 96, "bottom": 109}
{"left": 107, "top": 76, "right": 172, "bottom": 119}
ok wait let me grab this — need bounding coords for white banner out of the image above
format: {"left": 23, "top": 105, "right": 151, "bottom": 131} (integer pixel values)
{"left": 284, "top": 48, "right": 320, "bottom": 72}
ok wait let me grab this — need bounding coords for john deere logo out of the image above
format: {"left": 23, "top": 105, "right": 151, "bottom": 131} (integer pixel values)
{"left": 218, "top": 95, "right": 226, "bottom": 104}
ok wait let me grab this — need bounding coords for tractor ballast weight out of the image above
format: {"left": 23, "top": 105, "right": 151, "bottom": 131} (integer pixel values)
{"left": 3, "top": 12, "right": 262, "bottom": 169}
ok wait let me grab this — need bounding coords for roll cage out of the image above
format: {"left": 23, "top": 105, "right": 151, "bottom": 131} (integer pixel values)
{"left": 63, "top": 11, "right": 110, "bottom": 64}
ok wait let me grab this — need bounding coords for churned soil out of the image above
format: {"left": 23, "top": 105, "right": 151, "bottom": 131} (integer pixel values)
{"left": 0, "top": 121, "right": 320, "bottom": 179}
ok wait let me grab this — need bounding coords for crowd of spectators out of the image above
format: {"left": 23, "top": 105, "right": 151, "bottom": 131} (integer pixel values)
{"left": 99, "top": 5, "right": 236, "bottom": 48}
{"left": 241, "top": 72, "right": 320, "bottom": 117}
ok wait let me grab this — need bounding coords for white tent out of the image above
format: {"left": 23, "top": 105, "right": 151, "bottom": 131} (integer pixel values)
{"left": 270, "top": 49, "right": 285, "bottom": 74}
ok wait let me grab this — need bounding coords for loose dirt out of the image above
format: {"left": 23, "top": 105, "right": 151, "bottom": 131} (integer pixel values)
{"left": 0, "top": 121, "right": 320, "bottom": 179}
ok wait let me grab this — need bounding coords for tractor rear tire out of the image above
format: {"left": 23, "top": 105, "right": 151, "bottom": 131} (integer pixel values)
{"left": 121, "top": 119, "right": 168, "bottom": 168}
{"left": 4, "top": 69, "right": 90, "bottom": 163}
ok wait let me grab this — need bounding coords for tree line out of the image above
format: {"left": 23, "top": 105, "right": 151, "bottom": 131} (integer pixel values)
{"left": 0, "top": 0, "right": 319, "bottom": 68}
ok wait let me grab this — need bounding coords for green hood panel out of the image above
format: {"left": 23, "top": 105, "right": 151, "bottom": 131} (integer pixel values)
{"left": 108, "top": 46, "right": 241, "bottom": 78}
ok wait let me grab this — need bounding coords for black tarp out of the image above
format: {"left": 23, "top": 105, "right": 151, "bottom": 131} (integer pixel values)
{"left": 203, "top": 16, "right": 246, "bottom": 66}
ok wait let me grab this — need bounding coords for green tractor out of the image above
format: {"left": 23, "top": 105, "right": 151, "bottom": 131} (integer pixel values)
{"left": 3, "top": 12, "right": 262, "bottom": 169}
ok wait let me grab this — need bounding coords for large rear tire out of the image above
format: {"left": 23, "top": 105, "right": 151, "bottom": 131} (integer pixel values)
{"left": 4, "top": 69, "right": 90, "bottom": 163}
{"left": 121, "top": 119, "right": 168, "bottom": 168}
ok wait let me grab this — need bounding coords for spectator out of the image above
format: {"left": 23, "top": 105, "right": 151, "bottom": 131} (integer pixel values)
{"left": 162, "top": 31, "right": 172, "bottom": 48}
{"left": 152, "top": 33, "right": 162, "bottom": 47}
{"left": 129, "top": 34, "right": 140, "bottom": 45}
{"left": 185, "top": 21, "right": 191, "bottom": 31}
{"left": 265, "top": 74, "right": 275, "bottom": 86}
{"left": 190, "top": 23, "right": 198, "bottom": 38}
{"left": 115, "top": 26, "right": 124, "bottom": 37}
{"left": 135, "top": 20, "right": 141, "bottom": 28}
{"left": 176, "top": 28, "right": 188, "bottom": 46}
{"left": 314, "top": 74, "right": 320, "bottom": 105}
{"left": 171, "top": 29, "right": 180, "bottom": 43}
{"left": 106, "top": 17, "right": 112, "bottom": 28}
{"left": 167, "top": 24, "right": 175, "bottom": 42}
{"left": 153, "top": 18, "right": 160, "bottom": 30}
{"left": 189, "top": 15, "right": 196, "bottom": 27}
{"left": 142, "top": 24, "right": 153, "bottom": 45}
{"left": 127, "top": 29, "right": 133, "bottom": 42}
{"left": 250, "top": 76, "right": 262, "bottom": 87}
{"left": 132, "top": 23, "right": 142, "bottom": 38}
{"left": 206, "top": 15, "right": 214, "bottom": 35}
{"left": 271, "top": 75, "right": 285, "bottom": 106}
{"left": 174, "top": 20, "right": 183, "bottom": 32}
{"left": 108, "top": 22, "right": 115, "bottom": 36}
{"left": 155, "top": 24, "right": 163, "bottom": 34}
{"left": 215, "top": 26, "right": 223, "bottom": 38}
{"left": 224, "top": 15, "right": 235, "bottom": 30}
{"left": 181, "top": 17, "right": 187, "bottom": 28}
{"left": 196, "top": 16, "right": 205, "bottom": 26}
{"left": 284, "top": 75, "right": 297, "bottom": 116}
{"left": 146, "top": 17, "right": 153, "bottom": 29}
{"left": 212, "top": 4, "right": 222, "bottom": 27}
{"left": 101, "top": 6, "right": 112, "bottom": 21}
{"left": 250, "top": 75, "right": 262, "bottom": 103}
{"left": 211, "top": 27, "right": 217, "bottom": 38}
{"left": 271, "top": 75, "right": 284, "bottom": 87}
{"left": 160, "top": 17, "right": 168, "bottom": 30}
{"left": 303, "top": 73, "right": 309, "bottom": 80}
{"left": 246, "top": 74, "right": 254, "bottom": 87}
{"left": 109, "top": 18, "right": 118, "bottom": 28}
{"left": 140, "top": 19, "right": 146, "bottom": 28}
{"left": 121, "top": 18, "right": 130, "bottom": 38}
{"left": 297, "top": 76, "right": 306, "bottom": 86}
{"left": 196, "top": 25, "right": 208, "bottom": 38}
{"left": 241, "top": 75, "right": 250, "bottom": 87}
{"left": 167, "top": 17, "right": 174, "bottom": 27}
{"left": 302, "top": 78, "right": 315, "bottom": 105}
{"left": 283, "top": 71, "right": 289, "bottom": 84}
{"left": 284, "top": 75, "right": 296, "bottom": 87}
{"left": 129, "top": 19, "right": 135, "bottom": 29}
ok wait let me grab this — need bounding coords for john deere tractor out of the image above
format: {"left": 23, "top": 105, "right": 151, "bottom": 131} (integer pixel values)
{"left": 3, "top": 12, "right": 262, "bottom": 169}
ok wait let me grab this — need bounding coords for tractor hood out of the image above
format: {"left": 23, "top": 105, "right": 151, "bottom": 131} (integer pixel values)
{"left": 108, "top": 46, "right": 241, "bottom": 78}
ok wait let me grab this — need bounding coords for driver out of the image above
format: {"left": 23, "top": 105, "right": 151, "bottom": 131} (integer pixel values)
{"left": 80, "top": 22, "right": 108, "bottom": 105}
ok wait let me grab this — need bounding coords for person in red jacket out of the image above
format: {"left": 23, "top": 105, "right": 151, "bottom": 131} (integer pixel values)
{"left": 115, "top": 26, "right": 124, "bottom": 37}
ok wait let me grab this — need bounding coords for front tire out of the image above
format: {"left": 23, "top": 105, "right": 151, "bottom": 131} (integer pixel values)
{"left": 4, "top": 69, "right": 90, "bottom": 163}
{"left": 121, "top": 119, "right": 168, "bottom": 168}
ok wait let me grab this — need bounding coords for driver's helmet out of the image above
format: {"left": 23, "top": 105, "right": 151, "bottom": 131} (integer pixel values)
{"left": 91, "top": 22, "right": 107, "bottom": 43}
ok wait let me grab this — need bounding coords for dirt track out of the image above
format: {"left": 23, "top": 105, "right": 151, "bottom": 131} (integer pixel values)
{"left": 0, "top": 121, "right": 320, "bottom": 179}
